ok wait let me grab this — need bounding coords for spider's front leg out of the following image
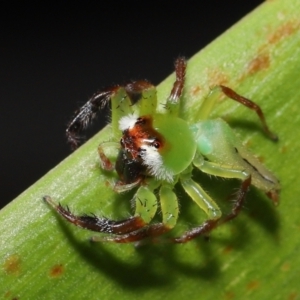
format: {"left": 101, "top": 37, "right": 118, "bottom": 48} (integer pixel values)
{"left": 44, "top": 168, "right": 155, "bottom": 240}
{"left": 44, "top": 180, "right": 160, "bottom": 242}
{"left": 43, "top": 195, "right": 147, "bottom": 236}
{"left": 196, "top": 85, "right": 278, "bottom": 141}
{"left": 66, "top": 80, "right": 157, "bottom": 149}
{"left": 66, "top": 87, "right": 117, "bottom": 149}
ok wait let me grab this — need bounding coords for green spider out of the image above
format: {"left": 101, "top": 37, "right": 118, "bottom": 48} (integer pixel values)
{"left": 44, "top": 57, "right": 280, "bottom": 243}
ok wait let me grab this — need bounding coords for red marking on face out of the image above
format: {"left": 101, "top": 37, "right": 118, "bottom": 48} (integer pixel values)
{"left": 121, "top": 116, "right": 165, "bottom": 159}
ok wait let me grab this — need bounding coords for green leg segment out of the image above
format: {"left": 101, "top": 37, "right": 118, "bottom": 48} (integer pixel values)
{"left": 193, "top": 155, "right": 249, "bottom": 181}
{"left": 180, "top": 175, "right": 222, "bottom": 221}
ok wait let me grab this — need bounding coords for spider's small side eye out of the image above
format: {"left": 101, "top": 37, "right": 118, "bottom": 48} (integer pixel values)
{"left": 136, "top": 117, "right": 146, "bottom": 125}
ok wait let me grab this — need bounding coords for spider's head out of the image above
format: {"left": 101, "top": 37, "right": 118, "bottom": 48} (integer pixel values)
{"left": 118, "top": 113, "right": 197, "bottom": 183}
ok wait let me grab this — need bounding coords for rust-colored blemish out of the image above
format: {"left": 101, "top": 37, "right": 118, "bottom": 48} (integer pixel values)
{"left": 246, "top": 280, "right": 260, "bottom": 291}
{"left": 224, "top": 291, "right": 235, "bottom": 300}
{"left": 4, "top": 291, "right": 18, "bottom": 300}
{"left": 288, "top": 292, "right": 298, "bottom": 300}
{"left": 3, "top": 254, "right": 21, "bottom": 276}
{"left": 207, "top": 69, "right": 229, "bottom": 88}
{"left": 222, "top": 245, "right": 233, "bottom": 255}
{"left": 190, "top": 85, "right": 202, "bottom": 97}
{"left": 50, "top": 264, "right": 64, "bottom": 278}
{"left": 247, "top": 53, "right": 270, "bottom": 75}
{"left": 280, "top": 262, "right": 291, "bottom": 272}
{"left": 280, "top": 145, "right": 288, "bottom": 154}
{"left": 268, "top": 21, "right": 300, "bottom": 45}
{"left": 239, "top": 50, "right": 271, "bottom": 81}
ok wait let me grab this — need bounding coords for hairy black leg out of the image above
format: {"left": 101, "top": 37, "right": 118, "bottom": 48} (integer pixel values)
{"left": 43, "top": 196, "right": 146, "bottom": 235}
{"left": 220, "top": 85, "right": 278, "bottom": 141}
{"left": 66, "top": 80, "right": 156, "bottom": 150}
{"left": 91, "top": 223, "right": 172, "bottom": 243}
{"left": 220, "top": 175, "right": 252, "bottom": 224}
{"left": 66, "top": 87, "right": 118, "bottom": 149}
{"left": 172, "top": 176, "right": 252, "bottom": 243}
{"left": 172, "top": 220, "right": 219, "bottom": 244}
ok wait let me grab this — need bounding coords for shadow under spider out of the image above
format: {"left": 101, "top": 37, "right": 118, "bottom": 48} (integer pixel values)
{"left": 50, "top": 171, "right": 279, "bottom": 291}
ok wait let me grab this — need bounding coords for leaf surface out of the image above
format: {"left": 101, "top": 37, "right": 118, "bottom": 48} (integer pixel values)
{"left": 1, "top": 1, "right": 300, "bottom": 299}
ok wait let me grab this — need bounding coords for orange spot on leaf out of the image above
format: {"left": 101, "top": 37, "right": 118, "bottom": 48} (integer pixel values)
{"left": 3, "top": 254, "right": 21, "bottom": 276}
{"left": 190, "top": 85, "right": 202, "bottom": 96}
{"left": 268, "top": 21, "right": 300, "bottom": 44}
{"left": 280, "top": 145, "right": 288, "bottom": 154}
{"left": 288, "top": 292, "right": 298, "bottom": 300}
{"left": 246, "top": 280, "right": 260, "bottom": 291}
{"left": 247, "top": 53, "right": 270, "bottom": 75}
{"left": 280, "top": 262, "right": 290, "bottom": 272}
{"left": 207, "top": 69, "right": 229, "bottom": 88}
{"left": 224, "top": 291, "right": 235, "bottom": 300}
{"left": 50, "top": 264, "right": 64, "bottom": 278}
{"left": 222, "top": 245, "right": 233, "bottom": 255}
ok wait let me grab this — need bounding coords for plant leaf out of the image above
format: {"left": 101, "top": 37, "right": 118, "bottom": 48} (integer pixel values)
{"left": 1, "top": 0, "right": 300, "bottom": 299}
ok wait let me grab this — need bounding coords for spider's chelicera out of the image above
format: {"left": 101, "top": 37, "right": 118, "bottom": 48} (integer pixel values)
{"left": 44, "top": 58, "right": 280, "bottom": 243}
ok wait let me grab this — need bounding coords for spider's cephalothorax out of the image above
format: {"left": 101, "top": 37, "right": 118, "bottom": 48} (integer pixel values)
{"left": 44, "top": 57, "right": 280, "bottom": 243}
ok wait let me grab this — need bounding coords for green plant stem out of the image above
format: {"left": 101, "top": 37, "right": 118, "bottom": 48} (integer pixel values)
{"left": 1, "top": 1, "right": 300, "bottom": 299}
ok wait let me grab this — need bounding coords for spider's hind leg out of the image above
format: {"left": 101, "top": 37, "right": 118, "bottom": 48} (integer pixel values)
{"left": 174, "top": 154, "right": 253, "bottom": 244}
{"left": 174, "top": 174, "right": 222, "bottom": 243}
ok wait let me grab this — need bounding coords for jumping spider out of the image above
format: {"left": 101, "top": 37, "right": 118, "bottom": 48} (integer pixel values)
{"left": 44, "top": 57, "right": 280, "bottom": 243}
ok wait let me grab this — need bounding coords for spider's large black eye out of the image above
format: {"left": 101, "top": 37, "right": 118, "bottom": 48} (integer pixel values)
{"left": 152, "top": 141, "right": 160, "bottom": 149}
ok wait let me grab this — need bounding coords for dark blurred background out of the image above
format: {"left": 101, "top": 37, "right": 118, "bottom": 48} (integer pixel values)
{"left": 1, "top": 1, "right": 263, "bottom": 208}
